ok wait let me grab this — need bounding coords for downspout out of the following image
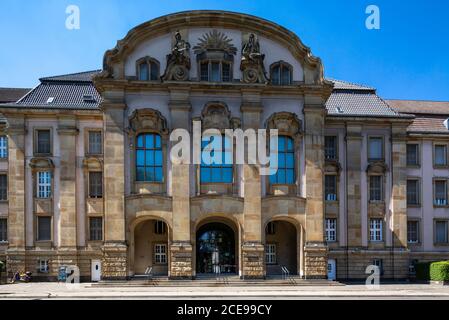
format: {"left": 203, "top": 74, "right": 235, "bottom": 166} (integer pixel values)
{"left": 390, "top": 124, "right": 395, "bottom": 280}
{"left": 345, "top": 122, "right": 349, "bottom": 280}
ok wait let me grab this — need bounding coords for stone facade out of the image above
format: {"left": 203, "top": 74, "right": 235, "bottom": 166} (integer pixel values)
{"left": 0, "top": 11, "right": 447, "bottom": 282}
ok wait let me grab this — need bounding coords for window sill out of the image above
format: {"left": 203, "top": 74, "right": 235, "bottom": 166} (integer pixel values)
{"left": 434, "top": 243, "right": 449, "bottom": 246}
{"left": 0, "top": 241, "right": 8, "bottom": 245}
{"left": 406, "top": 164, "right": 421, "bottom": 168}
{"left": 325, "top": 200, "right": 339, "bottom": 204}
{"left": 433, "top": 165, "right": 449, "bottom": 169}
{"left": 433, "top": 204, "right": 449, "bottom": 208}
{"left": 34, "top": 153, "right": 53, "bottom": 157}
{"left": 86, "top": 153, "right": 103, "bottom": 157}
{"left": 407, "top": 204, "right": 421, "bottom": 208}
{"left": 369, "top": 201, "right": 385, "bottom": 205}
{"left": 408, "top": 242, "right": 421, "bottom": 246}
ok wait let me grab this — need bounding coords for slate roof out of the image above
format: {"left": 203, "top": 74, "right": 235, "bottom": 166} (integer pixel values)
{"left": 326, "top": 79, "right": 400, "bottom": 117}
{"left": 387, "top": 99, "right": 449, "bottom": 115}
{"left": 0, "top": 88, "right": 31, "bottom": 103}
{"left": 0, "top": 70, "right": 102, "bottom": 110}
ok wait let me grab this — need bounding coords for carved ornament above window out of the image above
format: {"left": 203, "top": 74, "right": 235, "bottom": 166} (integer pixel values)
{"left": 29, "top": 158, "right": 54, "bottom": 170}
{"left": 200, "top": 102, "right": 241, "bottom": 130}
{"left": 366, "top": 161, "right": 388, "bottom": 175}
{"left": 266, "top": 112, "right": 302, "bottom": 139}
{"left": 128, "top": 109, "right": 168, "bottom": 136}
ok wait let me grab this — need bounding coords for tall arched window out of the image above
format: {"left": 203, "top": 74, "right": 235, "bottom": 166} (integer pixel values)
{"left": 200, "top": 135, "right": 233, "bottom": 183}
{"left": 270, "top": 61, "right": 292, "bottom": 86}
{"left": 270, "top": 136, "right": 295, "bottom": 185}
{"left": 136, "top": 133, "right": 163, "bottom": 182}
{"left": 137, "top": 57, "right": 160, "bottom": 81}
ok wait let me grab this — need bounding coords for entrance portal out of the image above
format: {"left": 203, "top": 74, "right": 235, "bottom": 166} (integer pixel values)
{"left": 196, "top": 223, "right": 236, "bottom": 274}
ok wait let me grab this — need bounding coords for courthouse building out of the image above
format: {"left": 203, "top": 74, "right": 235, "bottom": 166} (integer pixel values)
{"left": 0, "top": 11, "right": 448, "bottom": 281}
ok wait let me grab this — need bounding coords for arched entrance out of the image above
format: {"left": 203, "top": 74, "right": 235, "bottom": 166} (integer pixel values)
{"left": 134, "top": 219, "right": 169, "bottom": 276}
{"left": 265, "top": 220, "right": 298, "bottom": 276}
{"left": 196, "top": 222, "right": 237, "bottom": 274}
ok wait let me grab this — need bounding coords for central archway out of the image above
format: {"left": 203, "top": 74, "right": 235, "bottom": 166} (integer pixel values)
{"left": 196, "top": 222, "right": 236, "bottom": 274}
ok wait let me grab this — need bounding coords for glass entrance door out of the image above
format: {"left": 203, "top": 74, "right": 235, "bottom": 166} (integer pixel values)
{"left": 197, "top": 223, "right": 236, "bottom": 274}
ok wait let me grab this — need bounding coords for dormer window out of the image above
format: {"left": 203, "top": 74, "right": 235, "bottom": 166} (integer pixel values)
{"left": 193, "top": 30, "right": 237, "bottom": 83}
{"left": 270, "top": 61, "right": 292, "bottom": 85}
{"left": 136, "top": 57, "right": 160, "bottom": 81}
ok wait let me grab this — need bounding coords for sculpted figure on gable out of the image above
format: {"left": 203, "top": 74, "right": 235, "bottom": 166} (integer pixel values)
{"left": 161, "top": 31, "right": 191, "bottom": 81}
{"left": 240, "top": 33, "right": 269, "bottom": 84}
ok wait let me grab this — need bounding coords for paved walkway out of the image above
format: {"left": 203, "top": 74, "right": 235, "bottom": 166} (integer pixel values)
{"left": 1, "top": 282, "right": 449, "bottom": 299}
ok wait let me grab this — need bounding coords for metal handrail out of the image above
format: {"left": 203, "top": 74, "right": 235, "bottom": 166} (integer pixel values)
{"left": 281, "top": 266, "right": 290, "bottom": 280}
{"left": 145, "top": 266, "right": 153, "bottom": 281}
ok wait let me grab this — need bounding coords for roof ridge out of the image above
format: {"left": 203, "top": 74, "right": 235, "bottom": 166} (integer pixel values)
{"left": 386, "top": 98, "right": 449, "bottom": 103}
{"left": 40, "top": 69, "right": 102, "bottom": 82}
{"left": 327, "top": 78, "right": 375, "bottom": 91}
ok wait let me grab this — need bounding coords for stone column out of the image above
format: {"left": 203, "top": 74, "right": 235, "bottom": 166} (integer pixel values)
{"left": 6, "top": 115, "right": 26, "bottom": 276}
{"left": 241, "top": 89, "right": 265, "bottom": 279}
{"left": 346, "top": 124, "right": 363, "bottom": 248}
{"left": 168, "top": 88, "right": 193, "bottom": 279}
{"left": 102, "top": 91, "right": 127, "bottom": 280}
{"left": 304, "top": 96, "right": 328, "bottom": 279}
{"left": 56, "top": 116, "right": 79, "bottom": 267}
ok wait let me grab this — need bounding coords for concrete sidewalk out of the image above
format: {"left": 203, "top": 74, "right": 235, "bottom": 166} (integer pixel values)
{"left": 1, "top": 282, "right": 449, "bottom": 299}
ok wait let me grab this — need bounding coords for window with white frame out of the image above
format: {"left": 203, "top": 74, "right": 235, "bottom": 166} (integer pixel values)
{"left": 406, "top": 144, "right": 419, "bottom": 166}
{"left": 407, "top": 179, "right": 420, "bottom": 206}
{"left": 369, "top": 219, "right": 383, "bottom": 242}
{"left": 368, "top": 137, "right": 383, "bottom": 161}
{"left": 325, "top": 219, "right": 337, "bottom": 242}
{"left": 407, "top": 220, "right": 419, "bottom": 244}
{"left": 38, "top": 259, "right": 49, "bottom": 273}
{"left": 435, "top": 220, "right": 448, "bottom": 244}
{"left": 0, "top": 136, "right": 7, "bottom": 158}
{"left": 434, "top": 144, "right": 448, "bottom": 166}
{"left": 0, "top": 174, "right": 7, "bottom": 201}
{"left": 369, "top": 176, "right": 383, "bottom": 201}
{"left": 434, "top": 180, "right": 448, "bottom": 206}
{"left": 0, "top": 218, "right": 7, "bottom": 242}
{"left": 37, "top": 171, "right": 51, "bottom": 198}
{"left": 325, "top": 175, "right": 337, "bottom": 201}
{"left": 88, "top": 131, "right": 102, "bottom": 155}
{"left": 265, "top": 244, "right": 276, "bottom": 265}
{"left": 154, "top": 244, "right": 167, "bottom": 264}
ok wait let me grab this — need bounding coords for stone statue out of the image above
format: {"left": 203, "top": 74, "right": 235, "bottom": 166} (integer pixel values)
{"left": 161, "top": 31, "right": 191, "bottom": 81}
{"left": 240, "top": 33, "right": 268, "bottom": 84}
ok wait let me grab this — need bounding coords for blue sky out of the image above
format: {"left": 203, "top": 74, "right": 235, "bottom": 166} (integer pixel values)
{"left": 0, "top": 0, "right": 448, "bottom": 101}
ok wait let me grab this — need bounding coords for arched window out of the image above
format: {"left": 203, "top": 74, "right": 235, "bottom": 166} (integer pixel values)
{"left": 270, "top": 61, "right": 292, "bottom": 86}
{"left": 136, "top": 133, "right": 163, "bottom": 182}
{"left": 270, "top": 136, "right": 295, "bottom": 185}
{"left": 200, "top": 135, "right": 233, "bottom": 183}
{"left": 137, "top": 57, "right": 160, "bottom": 81}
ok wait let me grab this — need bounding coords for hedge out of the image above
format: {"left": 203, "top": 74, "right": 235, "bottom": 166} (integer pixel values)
{"left": 415, "top": 261, "right": 449, "bottom": 282}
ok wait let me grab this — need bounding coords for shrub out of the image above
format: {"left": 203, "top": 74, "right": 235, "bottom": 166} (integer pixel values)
{"left": 430, "top": 261, "right": 449, "bottom": 282}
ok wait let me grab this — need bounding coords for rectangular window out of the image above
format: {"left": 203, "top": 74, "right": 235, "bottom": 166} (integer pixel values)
{"left": 200, "top": 62, "right": 209, "bottom": 81}
{"left": 435, "top": 145, "right": 447, "bottom": 166}
{"left": 37, "top": 171, "right": 52, "bottom": 198}
{"left": 325, "top": 219, "right": 337, "bottom": 242}
{"left": 89, "top": 172, "right": 103, "bottom": 198}
{"left": 369, "top": 176, "right": 382, "bottom": 201}
{"left": 89, "top": 217, "right": 103, "bottom": 241}
{"left": 266, "top": 222, "right": 276, "bottom": 235}
{"left": 406, "top": 144, "right": 419, "bottom": 166}
{"left": 407, "top": 221, "right": 419, "bottom": 244}
{"left": 36, "top": 129, "right": 51, "bottom": 154}
{"left": 38, "top": 260, "right": 49, "bottom": 273}
{"left": 37, "top": 216, "right": 51, "bottom": 241}
{"left": 325, "top": 136, "right": 337, "bottom": 160}
{"left": 154, "top": 244, "right": 167, "bottom": 264}
{"left": 222, "top": 63, "right": 231, "bottom": 82}
{"left": 88, "top": 131, "right": 102, "bottom": 155}
{"left": 155, "top": 221, "right": 166, "bottom": 235}
{"left": 0, "top": 218, "right": 7, "bottom": 242}
{"left": 435, "top": 221, "right": 448, "bottom": 244}
{"left": 325, "top": 175, "right": 337, "bottom": 201}
{"left": 434, "top": 180, "right": 448, "bottom": 206}
{"left": 369, "top": 219, "right": 383, "bottom": 242}
{"left": 0, "top": 136, "right": 7, "bottom": 158}
{"left": 201, "top": 135, "right": 233, "bottom": 184}
{"left": 407, "top": 179, "right": 419, "bottom": 206}
{"left": 265, "top": 244, "right": 276, "bottom": 264}
{"left": 0, "top": 174, "right": 7, "bottom": 201}
{"left": 210, "top": 62, "right": 220, "bottom": 82}
{"left": 368, "top": 137, "right": 383, "bottom": 161}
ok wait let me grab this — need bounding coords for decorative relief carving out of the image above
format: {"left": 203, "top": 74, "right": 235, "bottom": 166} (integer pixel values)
{"left": 193, "top": 30, "right": 237, "bottom": 57}
{"left": 161, "top": 31, "right": 191, "bottom": 81}
{"left": 366, "top": 161, "right": 388, "bottom": 175}
{"left": 29, "top": 158, "right": 54, "bottom": 170}
{"left": 83, "top": 157, "right": 103, "bottom": 171}
{"left": 325, "top": 160, "right": 342, "bottom": 175}
{"left": 266, "top": 112, "right": 302, "bottom": 139}
{"left": 240, "top": 33, "right": 268, "bottom": 84}
{"left": 128, "top": 109, "right": 168, "bottom": 135}
{"left": 200, "top": 102, "right": 240, "bottom": 130}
